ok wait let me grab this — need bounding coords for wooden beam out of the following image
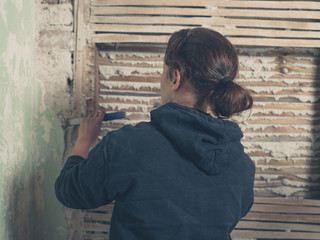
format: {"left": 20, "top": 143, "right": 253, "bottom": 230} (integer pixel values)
{"left": 90, "top": 16, "right": 320, "bottom": 31}
{"left": 91, "top": 33, "right": 320, "bottom": 48}
{"left": 90, "top": 24, "right": 320, "bottom": 39}
{"left": 91, "top": 7, "right": 320, "bottom": 20}
{"left": 91, "top": 0, "right": 320, "bottom": 10}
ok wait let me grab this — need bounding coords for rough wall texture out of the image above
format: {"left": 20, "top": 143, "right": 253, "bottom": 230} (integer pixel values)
{"left": 238, "top": 48, "right": 320, "bottom": 199}
{"left": 95, "top": 45, "right": 320, "bottom": 199}
{"left": 0, "top": 0, "right": 73, "bottom": 239}
{"left": 0, "top": 2, "right": 36, "bottom": 238}
{"left": 34, "top": 1, "right": 74, "bottom": 239}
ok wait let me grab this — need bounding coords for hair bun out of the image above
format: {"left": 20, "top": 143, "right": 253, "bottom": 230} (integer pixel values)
{"left": 210, "top": 82, "right": 253, "bottom": 118}
{"left": 219, "top": 77, "right": 233, "bottom": 86}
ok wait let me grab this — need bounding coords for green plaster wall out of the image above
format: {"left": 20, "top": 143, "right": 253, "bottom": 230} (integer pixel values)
{"left": 0, "top": 0, "right": 67, "bottom": 239}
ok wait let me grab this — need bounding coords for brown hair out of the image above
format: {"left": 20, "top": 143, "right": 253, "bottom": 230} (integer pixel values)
{"left": 164, "top": 28, "right": 253, "bottom": 118}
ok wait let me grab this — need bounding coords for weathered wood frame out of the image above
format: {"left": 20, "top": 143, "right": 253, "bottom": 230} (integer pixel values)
{"left": 75, "top": 0, "right": 320, "bottom": 113}
{"left": 72, "top": 1, "right": 320, "bottom": 239}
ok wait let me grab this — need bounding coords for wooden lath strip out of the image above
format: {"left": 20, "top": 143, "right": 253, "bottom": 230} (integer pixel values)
{"left": 202, "top": 9, "right": 320, "bottom": 20}
{"left": 232, "top": 230, "right": 320, "bottom": 239}
{"left": 254, "top": 197, "right": 320, "bottom": 206}
{"left": 92, "top": 34, "right": 169, "bottom": 43}
{"left": 212, "top": 17, "right": 320, "bottom": 31}
{"left": 228, "top": 38, "right": 320, "bottom": 48}
{"left": 90, "top": 16, "right": 320, "bottom": 31}
{"left": 250, "top": 204, "right": 320, "bottom": 214}
{"left": 233, "top": 197, "right": 320, "bottom": 238}
{"left": 235, "top": 220, "right": 320, "bottom": 232}
{"left": 92, "top": 34, "right": 320, "bottom": 48}
{"left": 213, "top": 0, "right": 320, "bottom": 10}
{"left": 91, "top": 25, "right": 320, "bottom": 39}
{"left": 92, "top": 203, "right": 115, "bottom": 212}
{"left": 91, "top": 6, "right": 215, "bottom": 16}
{"left": 245, "top": 212, "right": 320, "bottom": 223}
{"left": 83, "top": 232, "right": 109, "bottom": 239}
{"left": 89, "top": 1, "right": 320, "bottom": 47}
{"left": 83, "top": 222, "right": 110, "bottom": 231}
{"left": 84, "top": 212, "right": 112, "bottom": 222}
{"left": 91, "top": 0, "right": 215, "bottom": 7}
{"left": 91, "top": 7, "right": 320, "bottom": 20}
{"left": 91, "top": 0, "right": 320, "bottom": 10}
{"left": 90, "top": 16, "right": 209, "bottom": 26}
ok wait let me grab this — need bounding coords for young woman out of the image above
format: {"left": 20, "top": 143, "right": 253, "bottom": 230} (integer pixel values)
{"left": 55, "top": 27, "right": 255, "bottom": 240}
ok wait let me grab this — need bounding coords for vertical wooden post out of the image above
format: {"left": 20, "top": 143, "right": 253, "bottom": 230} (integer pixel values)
{"left": 94, "top": 45, "right": 100, "bottom": 112}
{"left": 74, "top": 0, "right": 91, "bottom": 116}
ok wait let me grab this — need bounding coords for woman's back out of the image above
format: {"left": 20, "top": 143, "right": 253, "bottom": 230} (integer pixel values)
{"left": 105, "top": 103, "right": 255, "bottom": 240}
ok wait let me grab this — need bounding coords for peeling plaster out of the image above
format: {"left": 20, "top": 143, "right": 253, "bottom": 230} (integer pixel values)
{"left": 102, "top": 51, "right": 165, "bottom": 60}
{"left": 100, "top": 102, "right": 153, "bottom": 114}
{"left": 100, "top": 80, "right": 161, "bottom": 91}
{"left": 1, "top": 1, "right": 69, "bottom": 239}
{"left": 266, "top": 186, "right": 307, "bottom": 197}
{"left": 99, "top": 65, "right": 163, "bottom": 79}
{"left": 98, "top": 46, "right": 320, "bottom": 200}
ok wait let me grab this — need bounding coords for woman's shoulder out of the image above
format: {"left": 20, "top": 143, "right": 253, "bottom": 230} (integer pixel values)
{"left": 106, "top": 121, "right": 158, "bottom": 144}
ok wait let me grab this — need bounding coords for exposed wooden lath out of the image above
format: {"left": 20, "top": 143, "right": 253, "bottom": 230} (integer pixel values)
{"left": 231, "top": 197, "right": 320, "bottom": 239}
{"left": 70, "top": 2, "right": 320, "bottom": 240}
{"left": 89, "top": 0, "right": 320, "bottom": 47}
{"left": 79, "top": 197, "right": 320, "bottom": 239}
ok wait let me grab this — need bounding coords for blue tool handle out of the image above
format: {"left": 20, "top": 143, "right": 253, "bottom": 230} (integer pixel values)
{"left": 103, "top": 112, "right": 126, "bottom": 121}
{"left": 68, "top": 111, "right": 126, "bottom": 126}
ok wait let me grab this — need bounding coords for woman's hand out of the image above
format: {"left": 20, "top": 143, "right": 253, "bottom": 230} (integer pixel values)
{"left": 78, "top": 111, "right": 105, "bottom": 146}
{"left": 70, "top": 110, "right": 106, "bottom": 158}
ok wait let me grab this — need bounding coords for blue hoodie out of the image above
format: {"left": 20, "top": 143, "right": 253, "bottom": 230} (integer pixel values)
{"left": 55, "top": 102, "right": 255, "bottom": 240}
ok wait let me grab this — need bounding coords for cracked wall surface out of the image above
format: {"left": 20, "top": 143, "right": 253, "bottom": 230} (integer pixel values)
{"left": 95, "top": 45, "right": 320, "bottom": 199}
{"left": 0, "top": 0, "right": 74, "bottom": 239}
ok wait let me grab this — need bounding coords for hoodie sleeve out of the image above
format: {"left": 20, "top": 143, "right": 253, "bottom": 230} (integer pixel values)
{"left": 55, "top": 136, "right": 113, "bottom": 209}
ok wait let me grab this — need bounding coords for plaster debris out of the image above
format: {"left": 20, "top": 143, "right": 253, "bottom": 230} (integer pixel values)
{"left": 100, "top": 95, "right": 159, "bottom": 104}
{"left": 99, "top": 65, "right": 163, "bottom": 79}
{"left": 99, "top": 102, "right": 152, "bottom": 114}
{"left": 100, "top": 80, "right": 160, "bottom": 92}
{"left": 282, "top": 178, "right": 319, "bottom": 188}
{"left": 267, "top": 186, "right": 307, "bottom": 197}
{"left": 101, "top": 51, "right": 165, "bottom": 60}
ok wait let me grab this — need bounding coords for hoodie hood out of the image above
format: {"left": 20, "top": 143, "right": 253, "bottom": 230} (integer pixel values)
{"left": 151, "top": 102, "right": 244, "bottom": 175}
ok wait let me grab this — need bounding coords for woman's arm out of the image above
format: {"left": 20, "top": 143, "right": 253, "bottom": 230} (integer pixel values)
{"left": 55, "top": 110, "right": 113, "bottom": 209}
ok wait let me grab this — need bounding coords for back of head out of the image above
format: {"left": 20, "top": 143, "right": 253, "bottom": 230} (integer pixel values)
{"left": 164, "top": 28, "right": 253, "bottom": 118}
